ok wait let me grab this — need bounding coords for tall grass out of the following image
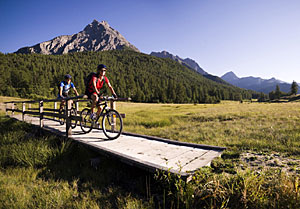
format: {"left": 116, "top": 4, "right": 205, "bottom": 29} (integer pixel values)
{"left": 1, "top": 98, "right": 300, "bottom": 208}
{"left": 0, "top": 117, "right": 154, "bottom": 208}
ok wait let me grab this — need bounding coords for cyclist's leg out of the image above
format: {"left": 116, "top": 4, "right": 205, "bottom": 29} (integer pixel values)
{"left": 96, "top": 104, "right": 103, "bottom": 117}
{"left": 59, "top": 93, "right": 68, "bottom": 110}
{"left": 68, "top": 99, "right": 73, "bottom": 110}
{"left": 59, "top": 99, "right": 65, "bottom": 111}
{"left": 90, "top": 93, "right": 98, "bottom": 114}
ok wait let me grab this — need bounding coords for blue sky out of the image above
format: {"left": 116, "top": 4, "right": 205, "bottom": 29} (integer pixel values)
{"left": 1, "top": 0, "right": 300, "bottom": 83}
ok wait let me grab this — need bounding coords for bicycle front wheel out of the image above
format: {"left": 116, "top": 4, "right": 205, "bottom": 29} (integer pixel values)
{"left": 70, "top": 108, "right": 77, "bottom": 129}
{"left": 102, "top": 109, "right": 123, "bottom": 140}
{"left": 80, "top": 108, "right": 93, "bottom": 133}
{"left": 59, "top": 109, "right": 65, "bottom": 125}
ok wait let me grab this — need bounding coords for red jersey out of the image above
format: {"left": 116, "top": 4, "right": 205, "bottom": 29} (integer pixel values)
{"left": 87, "top": 75, "right": 109, "bottom": 93}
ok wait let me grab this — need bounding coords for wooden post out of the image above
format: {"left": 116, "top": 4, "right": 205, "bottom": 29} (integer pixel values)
{"left": 54, "top": 102, "right": 57, "bottom": 120}
{"left": 75, "top": 101, "right": 79, "bottom": 112}
{"left": 5, "top": 103, "right": 8, "bottom": 116}
{"left": 66, "top": 99, "right": 72, "bottom": 137}
{"left": 22, "top": 102, "right": 26, "bottom": 121}
{"left": 110, "top": 100, "right": 116, "bottom": 110}
{"left": 39, "top": 100, "right": 44, "bottom": 128}
{"left": 110, "top": 100, "right": 116, "bottom": 131}
{"left": 11, "top": 103, "right": 14, "bottom": 116}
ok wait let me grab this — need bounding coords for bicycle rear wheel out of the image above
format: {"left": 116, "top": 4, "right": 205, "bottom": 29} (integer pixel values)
{"left": 59, "top": 109, "right": 65, "bottom": 125}
{"left": 80, "top": 108, "right": 93, "bottom": 133}
{"left": 102, "top": 109, "right": 123, "bottom": 140}
{"left": 70, "top": 108, "right": 77, "bottom": 129}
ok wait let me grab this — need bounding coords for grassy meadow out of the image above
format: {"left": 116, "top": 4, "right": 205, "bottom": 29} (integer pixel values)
{"left": 117, "top": 101, "right": 300, "bottom": 156}
{"left": 1, "top": 97, "right": 300, "bottom": 208}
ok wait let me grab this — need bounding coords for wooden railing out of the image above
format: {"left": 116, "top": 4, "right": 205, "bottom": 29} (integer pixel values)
{"left": 5, "top": 95, "right": 128, "bottom": 138}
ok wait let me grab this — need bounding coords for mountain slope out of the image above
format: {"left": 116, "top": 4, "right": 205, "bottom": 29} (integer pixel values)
{"left": 150, "top": 50, "right": 232, "bottom": 86}
{"left": 16, "top": 20, "right": 139, "bottom": 55}
{"left": 221, "top": 71, "right": 291, "bottom": 93}
{"left": 150, "top": 51, "right": 207, "bottom": 75}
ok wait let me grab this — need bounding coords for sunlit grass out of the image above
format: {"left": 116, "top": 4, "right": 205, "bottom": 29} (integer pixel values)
{"left": 1, "top": 97, "right": 300, "bottom": 208}
{"left": 117, "top": 101, "right": 300, "bottom": 155}
{"left": 3, "top": 97, "right": 300, "bottom": 155}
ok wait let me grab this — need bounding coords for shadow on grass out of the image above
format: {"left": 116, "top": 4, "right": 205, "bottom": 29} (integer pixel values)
{"left": 0, "top": 117, "right": 159, "bottom": 207}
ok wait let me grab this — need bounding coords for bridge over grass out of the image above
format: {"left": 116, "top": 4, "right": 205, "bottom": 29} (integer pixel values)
{"left": 4, "top": 96, "right": 225, "bottom": 178}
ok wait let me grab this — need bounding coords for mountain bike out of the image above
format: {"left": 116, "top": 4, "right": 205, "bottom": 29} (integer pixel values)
{"left": 80, "top": 96, "right": 123, "bottom": 140}
{"left": 58, "top": 99, "right": 78, "bottom": 129}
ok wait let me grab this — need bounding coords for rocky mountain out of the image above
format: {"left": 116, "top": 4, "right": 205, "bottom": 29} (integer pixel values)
{"left": 221, "top": 71, "right": 292, "bottom": 93}
{"left": 16, "top": 20, "right": 139, "bottom": 54}
{"left": 150, "top": 51, "right": 207, "bottom": 75}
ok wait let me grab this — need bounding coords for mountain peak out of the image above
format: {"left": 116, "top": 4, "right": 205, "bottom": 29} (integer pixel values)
{"left": 83, "top": 19, "right": 110, "bottom": 33}
{"left": 16, "top": 19, "right": 139, "bottom": 54}
{"left": 221, "top": 71, "right": 239, "bottom": 80}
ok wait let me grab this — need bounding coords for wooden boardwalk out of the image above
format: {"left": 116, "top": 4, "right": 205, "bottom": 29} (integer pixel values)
{"left": 9, "top": 114, "right": 225, "bottom": 177}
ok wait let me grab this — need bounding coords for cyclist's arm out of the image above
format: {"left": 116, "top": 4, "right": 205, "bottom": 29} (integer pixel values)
{"left": 59, "top": 86, "right": 64, "bottom": 97}
{"left": 106, "top": 80, "right": 117, "bottom": 97}
{"left": 73, "top": 87, "right": 79, "bottom": 96}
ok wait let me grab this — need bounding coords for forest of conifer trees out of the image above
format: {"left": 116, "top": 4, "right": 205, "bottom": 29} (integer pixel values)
{"left": 0, "top": 50, "right": 259, "bottom": 103}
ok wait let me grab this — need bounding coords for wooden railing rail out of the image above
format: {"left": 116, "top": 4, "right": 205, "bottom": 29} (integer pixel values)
{"left": 5, "top": 95, "right": 130, "bottom": 138}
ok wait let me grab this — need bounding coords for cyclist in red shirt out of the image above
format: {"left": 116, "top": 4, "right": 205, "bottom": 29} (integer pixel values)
{"left": 87, "top": 64, "right": 117, "bottom": 119}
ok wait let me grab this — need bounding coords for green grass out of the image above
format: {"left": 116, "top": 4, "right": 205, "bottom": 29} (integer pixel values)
{"left": 0, "top": 116, "right": 154, "bottom": 208}
{"left": 1, "top": 97, "right": 300, "bottom": 208}
{"left": 117, "top": 101, "right": 300, "bottom": 156}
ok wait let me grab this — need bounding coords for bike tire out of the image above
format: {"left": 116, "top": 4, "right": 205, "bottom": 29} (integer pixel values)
{"left": 80, "top": 108, "right": 94, "bottom": 133}
{"left": 59, "top": 109, "right": 65, "bottom": 125}
{"left": 70, "top": 108, "right": 77, "bottom": 129}
{"left": 102, "top": 109, "right": 123, "bottom": 140}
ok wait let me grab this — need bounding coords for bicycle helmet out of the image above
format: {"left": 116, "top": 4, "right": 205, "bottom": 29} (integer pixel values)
{"left": 97, "top": 64, "right": 107, "bottom": 70}
{"left": 64, "top": 74, "right": 72, "bottom": 79}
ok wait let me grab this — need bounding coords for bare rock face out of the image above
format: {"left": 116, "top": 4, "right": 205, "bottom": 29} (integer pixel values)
{"left": 16, "top": 20, "right": 139, "bottom": 54}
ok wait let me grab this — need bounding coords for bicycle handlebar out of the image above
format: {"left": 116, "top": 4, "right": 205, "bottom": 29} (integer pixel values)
{"left": 100, "top": 96, "right": 116, "bottom": 101}
{"left": 99, "top": 96, "right": 131, "bottom": 102}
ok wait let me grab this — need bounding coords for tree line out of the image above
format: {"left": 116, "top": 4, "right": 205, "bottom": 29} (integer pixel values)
{"left": 0, "top": 50, "right": 260, "bottom": 103}
{"left": 268, "top": 82, "right": 298, "bottom": 100}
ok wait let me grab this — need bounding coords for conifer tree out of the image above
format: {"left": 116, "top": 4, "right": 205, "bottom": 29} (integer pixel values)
{"left": 291, "top": 81, "right": 298, "bottom": 95}
{"left": 275, "top": 85, "right": 281, "bottom": 99}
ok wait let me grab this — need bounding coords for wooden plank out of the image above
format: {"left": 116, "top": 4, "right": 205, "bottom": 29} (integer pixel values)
{"left": 181, "top": 150, "right": 223, "bottom": 172}
{"left": 165, "top": 149, "right": 210, "bottom": 171}
{"left": 7, "top": 114, "right": 225, "bottom": 177}
{"left": 24, "top": 111, "right": 40, "bottom": 116}
{"left": 122, "top": 132, "right": 226, "bottom": 151}
{"left": 44, "top": 112, "right": 65, "bottom": 118}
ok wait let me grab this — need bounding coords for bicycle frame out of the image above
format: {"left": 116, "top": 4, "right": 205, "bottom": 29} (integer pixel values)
{"left": 60, "top": 99, "right": 76, "bottom": 111}
{"left": 92, "top": 99, "right": 110, "bottom": 123}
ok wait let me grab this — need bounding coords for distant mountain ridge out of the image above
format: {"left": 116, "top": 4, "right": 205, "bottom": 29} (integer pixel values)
{"left": 221, "top": 71, "right": 292, "bottom": 93}
{"left": 150, "top": 51, "right": 207, "bottom": 75}
{"left": 150, "top": 50, "right": 231, "bottom": 85}
{"left": 16, "top": 20, "right": 139, "bottom": 54}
